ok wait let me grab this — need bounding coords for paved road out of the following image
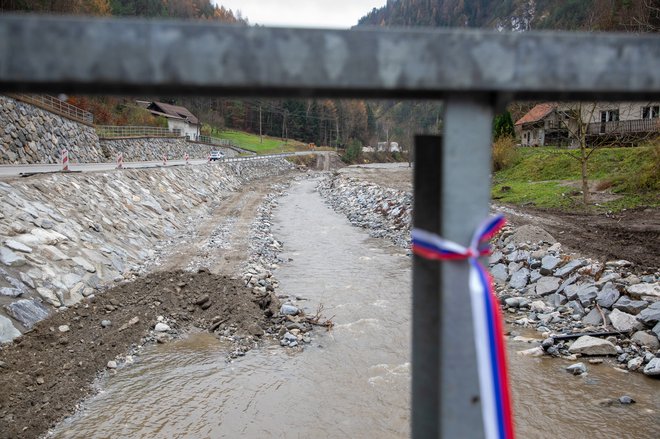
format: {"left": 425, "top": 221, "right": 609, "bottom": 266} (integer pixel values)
{"left": 0, "top": 151, "right": 331, "bottom": 178}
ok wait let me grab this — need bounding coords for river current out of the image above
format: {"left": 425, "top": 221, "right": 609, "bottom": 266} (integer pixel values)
{"left": 50, "top": 178, "right": 659, "bottom": 438}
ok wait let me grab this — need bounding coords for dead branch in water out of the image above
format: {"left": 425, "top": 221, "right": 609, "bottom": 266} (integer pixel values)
{"left": 303, "top": 303, "right": 335, "bottom": 331}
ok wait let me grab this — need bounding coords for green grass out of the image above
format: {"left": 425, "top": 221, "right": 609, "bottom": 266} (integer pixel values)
{"left": 493, "top": 145, "right": 659, "bottom": 212}
{"left": 210, "top": 128, "right": 308, "bottom": 154}
{"left": 492, "top": 181, "right": 575, "bottom": 209}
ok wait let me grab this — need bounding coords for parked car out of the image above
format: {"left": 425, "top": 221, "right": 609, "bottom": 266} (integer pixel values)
{"left": 209, "top": 151, "right": 224, "bottom": 161}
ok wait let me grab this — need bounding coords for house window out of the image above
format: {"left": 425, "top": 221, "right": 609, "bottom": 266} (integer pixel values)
{"left": 642, "top": 105, "right": 659, "bottom": 119}
{"left": 600, "top": 110, "right": 619, "bottom": 122}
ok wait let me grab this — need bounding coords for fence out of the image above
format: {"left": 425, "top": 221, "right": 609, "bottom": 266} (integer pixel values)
{"left": 7, "top": 93, "right": 93, "bottom": 125}
{"left": 2, "top": 15, "right": 659, "bottom": 439}
{"left": 586, "top": 117, "right": 660, "bottom": 135}
{"left": 95, "top": 125, "right": 181, "bottom": 138}
{"left": 197, "top": 135, "right": 235, "bottom": 146}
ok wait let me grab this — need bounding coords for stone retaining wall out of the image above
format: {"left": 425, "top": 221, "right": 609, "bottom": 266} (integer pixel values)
{"left": 0, "top": 95, "right": 236, "bottom": 165}
{"left": 0, "top": 158, "right": 294, "bottom": 343}
{"left": 99, "top": 138, "right": 237, "bottom": 162}
{"left": 0, "top": 95, "right": 102, "bottom": 164}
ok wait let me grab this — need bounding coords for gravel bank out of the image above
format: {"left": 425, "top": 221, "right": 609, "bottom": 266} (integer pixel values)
{"left": 317, "top": 170, "right": 660, "bottom": 378}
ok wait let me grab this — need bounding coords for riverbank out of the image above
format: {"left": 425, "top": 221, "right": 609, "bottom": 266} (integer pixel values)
{"left": 0, "top": 160, "right": 311, "bottom": 438}
{"left": 317, "top": 164, "right": 660, "bottom": 379}
{"left": 0, "top": 269, "right": 282, "bottom": 439}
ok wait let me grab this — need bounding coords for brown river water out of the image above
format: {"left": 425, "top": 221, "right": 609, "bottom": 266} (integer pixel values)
{"left": 50, "top": 178, "right": 660, "bottom": 438}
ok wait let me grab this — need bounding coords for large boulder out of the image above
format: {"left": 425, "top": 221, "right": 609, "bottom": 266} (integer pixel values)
{"left": 637, "top": 302, "right": 660, "bottom": 326}
{"left": 0, "top": 314, "right": 21, "bottom": 343}
{"left": 596, "top": 283, "right": 620, "bottom": 309}
{"left": 3, "top": 299, "right": 49, "bottom": 329}
{"left": 643, "top": 358, "right": 660, "bottom": 377}
{"left": 490, "top": 264, "right": 508, "bottom": 283}
{"left": 540, "top": 255, "right": 561, "bottom": 275}
{"left": 627, "top": 282, "right": 660, "bottom": 299}
{"left": 509, "top": 268, "right": 530, "bottom": 291}
{"left": 631, "top": 331, "right": 660, "bottom": 350}
{"left": 555, "top": 259, "right": 587, "bottom": 278}
{"left": 535, "top": 276, "right": 561, "bottom": 296}
{"left": 613, "top": 296, "right": 648, "bottom": 315}
{"left": 568, "top": 335, "right": 617, "bottom": 356}
{"left": 609, "top": 309, "right": 642, "bottom": 332}
{"left": 582, "top": 308, "right": 608, "bottom": 326}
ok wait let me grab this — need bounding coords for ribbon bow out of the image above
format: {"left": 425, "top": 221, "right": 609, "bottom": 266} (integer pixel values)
{"left": 412, "top": 214, "right": 514, "bottom": 439}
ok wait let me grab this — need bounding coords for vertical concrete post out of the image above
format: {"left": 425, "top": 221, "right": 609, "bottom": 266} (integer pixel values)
{"left": 412, "top": 95, "right": 495, "bottom": 438}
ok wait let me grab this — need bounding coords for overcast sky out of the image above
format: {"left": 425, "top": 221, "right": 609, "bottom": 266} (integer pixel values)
{"left": 214, "top": 1, "right": 385, "bottom": 28}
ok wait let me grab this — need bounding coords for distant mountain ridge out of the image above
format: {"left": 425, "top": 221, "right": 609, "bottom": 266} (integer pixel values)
{"left": 357, "top": 0, "right": 660, "bottom": 32}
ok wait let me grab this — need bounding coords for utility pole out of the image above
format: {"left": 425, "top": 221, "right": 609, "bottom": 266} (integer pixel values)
{"left": 284, "top": 110, "right": 288, "bottom": 144}
{"left": 259, "top": 104, "right": 263, "bottom": 143}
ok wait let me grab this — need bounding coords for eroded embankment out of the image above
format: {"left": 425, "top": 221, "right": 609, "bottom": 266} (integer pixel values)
{"left": 0, "top": 269, "right": 282, "bottom": 439}
{"left": 0, "top": 159, "right": 293, "bottom": 342}
{"left": 318, "top": 171, "right": 660, "bottom": 379}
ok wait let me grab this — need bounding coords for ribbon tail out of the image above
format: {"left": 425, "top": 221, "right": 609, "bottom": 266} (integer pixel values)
{"left": 469, "top": 259, "right": 515, "bottom": 439}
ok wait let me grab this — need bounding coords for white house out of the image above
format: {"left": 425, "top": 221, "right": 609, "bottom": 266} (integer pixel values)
{"left": 376, "top": 141, "right": 401, "bottom": 152}
{"left": 144, "top": 101, "right": 201, "bottom": 140}
{"left": 516, "top": 102, "right": 660, "bottom": 147}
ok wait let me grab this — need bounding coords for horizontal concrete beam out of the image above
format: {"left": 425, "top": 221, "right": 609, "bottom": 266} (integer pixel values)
{"left": 1, "top": 14, "right": 659, "bottom": 100}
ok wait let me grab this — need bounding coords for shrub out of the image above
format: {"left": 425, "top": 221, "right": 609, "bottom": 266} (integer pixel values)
{"left": 492, "top": 135, "right": 518, "bottom": 171}
{"left": 341, "top": 139, "right": 363, "bottom": 164}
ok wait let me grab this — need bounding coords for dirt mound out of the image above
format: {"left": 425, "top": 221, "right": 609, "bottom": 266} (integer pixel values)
{"left": 504, "top": 224, "right": 557, "bottom": 245}
{"left": 499, "top": 205, "right": 660, "bottom": 271}
{"left": 0, "top": 269, "right": 279, "bottom": 439}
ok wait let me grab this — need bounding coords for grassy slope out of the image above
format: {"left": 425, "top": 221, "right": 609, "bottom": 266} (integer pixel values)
{"left": 492, "top": 145, "right": 659, "bottom": 211}
{"left": 211, "top": 129, "right": 308, "bottom": 154}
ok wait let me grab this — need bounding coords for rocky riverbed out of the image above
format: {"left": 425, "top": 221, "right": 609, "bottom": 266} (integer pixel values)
{"left": 0, "top": 159, "right": 294, "bottom": 343}
{"left": 318, "top": 169, "right": 660, "bottom": 378}
{"left": 0, "top": 163, "right": 340, "bottom": 439}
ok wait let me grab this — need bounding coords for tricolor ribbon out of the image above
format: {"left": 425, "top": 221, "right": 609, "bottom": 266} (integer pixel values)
{"left": 412, "top": 214, "right": 514, "bottom": 439}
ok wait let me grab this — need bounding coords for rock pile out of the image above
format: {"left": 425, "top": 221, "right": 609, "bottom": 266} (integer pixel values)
{"left": 491, "top": 224, "right": 660, "bottom": 377}
{"left": 241, "top": 177, "right": 327, "bottom": 350}
{"left": 0, "top": 159, "right": 294, "bottom": 343}
{"left": 317, "top": 172, "right": 660, "bottom": 377}
{"left": 317, "top": 175, "right": 412, "bottom": 247}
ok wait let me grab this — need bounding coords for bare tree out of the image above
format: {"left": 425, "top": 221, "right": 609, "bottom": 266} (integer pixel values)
{"left": 553, "top": 101, "right": 659, "bottom": 206}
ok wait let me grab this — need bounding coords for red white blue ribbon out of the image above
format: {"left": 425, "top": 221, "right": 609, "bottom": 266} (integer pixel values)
{"left": 412, "top": 214, "right": 514, "bottom": 439}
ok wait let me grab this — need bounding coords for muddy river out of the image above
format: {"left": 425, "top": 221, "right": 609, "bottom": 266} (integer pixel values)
{"left": 50, "top": 179, "right": 659, "bottom": 438}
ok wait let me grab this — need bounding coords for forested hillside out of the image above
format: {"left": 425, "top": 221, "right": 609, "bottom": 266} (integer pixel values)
{"left": 358, "top": 0, "right": 660, "bottom": 32}
{"left": 3, "top": 1, "right": 658, "bottom": 154}
{"left": 0, "top": 0, "right": 245, "bottom": 22}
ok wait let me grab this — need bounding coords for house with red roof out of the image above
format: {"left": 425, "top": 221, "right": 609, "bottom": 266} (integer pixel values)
{"left": 516, "top": 102, "right": 659, "bottom": 147}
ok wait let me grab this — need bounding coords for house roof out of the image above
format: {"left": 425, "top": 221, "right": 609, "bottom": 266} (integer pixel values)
{"left": 515, "top": 103, "right": 556, "bottom": 126}
{"left": 147, "top": 101, "right": 199, "bottom": 125}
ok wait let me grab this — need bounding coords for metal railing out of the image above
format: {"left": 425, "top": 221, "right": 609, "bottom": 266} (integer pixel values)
{"left": 3, "top": 15, "right": 660, "bottom": 439}
{"left": 197, "top": 135, "right": 235, "bottom": 146}
{"left": 586, "top": 117, "right": 660, "bottom": 135}
{"left": 7, "top": 93, "right": 93, "bottom": 125}
{"left": 96, "top": 125, "right": 181, "bottom": 138}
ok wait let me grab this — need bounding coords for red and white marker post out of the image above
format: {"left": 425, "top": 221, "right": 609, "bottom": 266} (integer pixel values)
{"left": 207, "top": 152, "right": 211, "bottom": 163}
{"left": 162, "top": 153, "right": 167, "bottom": 166}
{"left": 116, "top": 152, "right": 124, "bottom": 169}
{"left": 61, "top": 149, "right": 69, "bottom": 172}
{"left": 184, "top": 152, "right": 190, "bottom": 165}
